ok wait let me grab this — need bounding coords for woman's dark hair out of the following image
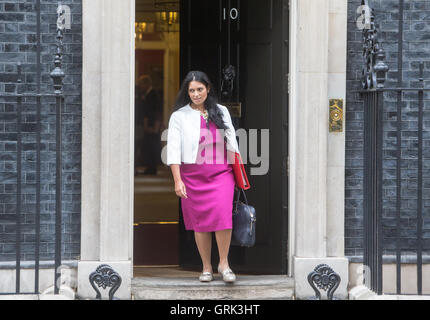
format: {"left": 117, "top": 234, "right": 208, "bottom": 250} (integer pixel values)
{"left": 173, "top": 71, "right": 228, "bottom": 130}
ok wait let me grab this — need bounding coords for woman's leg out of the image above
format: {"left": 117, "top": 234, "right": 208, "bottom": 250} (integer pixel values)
{"left": 194, "top": 232, "right": 213, "bottom": 273}
{"left": 215, "top": 229, "right": 232, "bottom": 271}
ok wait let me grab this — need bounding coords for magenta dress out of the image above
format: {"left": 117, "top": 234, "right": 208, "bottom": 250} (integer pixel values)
{"left": 180, "top": 115, "right": 235, "bottom": 232}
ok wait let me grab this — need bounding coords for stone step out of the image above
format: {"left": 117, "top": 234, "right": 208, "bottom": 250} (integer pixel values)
{"left": 132, "top": 275, "right": 294, "bottom": 300}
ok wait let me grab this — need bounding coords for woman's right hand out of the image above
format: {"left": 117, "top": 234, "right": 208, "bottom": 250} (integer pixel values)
{"left": 175, "top": 180, "right": 188, "bottom": 199}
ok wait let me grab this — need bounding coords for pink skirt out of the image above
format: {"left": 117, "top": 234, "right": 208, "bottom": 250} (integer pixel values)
{"left": 180, "top": 116, "right": 235, "bottom": 232}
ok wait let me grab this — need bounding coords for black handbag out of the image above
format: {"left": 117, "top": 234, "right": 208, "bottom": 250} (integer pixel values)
{"left": 231, "top": 188, "right": 256, "bottom": 247}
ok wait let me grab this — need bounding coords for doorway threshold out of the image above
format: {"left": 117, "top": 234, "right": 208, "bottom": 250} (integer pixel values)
{"left": 132, "top": 266, "right": 294, "bottom": 300}
{"left": 134, "top": 265, "right": 198, "bottom": 278}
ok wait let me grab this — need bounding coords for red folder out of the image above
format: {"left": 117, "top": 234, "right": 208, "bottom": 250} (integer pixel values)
{"left": 232, "top": 152, "right": 250, "bottom": 190}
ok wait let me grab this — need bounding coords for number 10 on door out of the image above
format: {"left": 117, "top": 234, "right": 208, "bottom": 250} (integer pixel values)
{"left": 223, "top": 7, "right": 239, "bottom": 21}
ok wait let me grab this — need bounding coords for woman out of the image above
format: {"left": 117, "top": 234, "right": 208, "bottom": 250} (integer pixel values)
{"left": 166, "top": 71, "right": 240, "bottom": 283}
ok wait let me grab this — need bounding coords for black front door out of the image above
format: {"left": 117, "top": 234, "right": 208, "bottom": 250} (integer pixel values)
{"left": 179, "top": 0, "right": 289, "bottom": 274}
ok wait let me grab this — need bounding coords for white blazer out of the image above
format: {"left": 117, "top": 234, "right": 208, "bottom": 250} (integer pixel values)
{"left": 166, "top": 103, "right": 240, "bottom": 165}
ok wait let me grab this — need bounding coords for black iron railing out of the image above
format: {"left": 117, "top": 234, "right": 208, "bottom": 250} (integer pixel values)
{"left": 0, "top": 1, "right": 65, "bottom": 295}
{"left": 359, "top": 73, "right": 430, "bottom": 296}
{"left": 362, "top": 89, "right": 383, "bottom": 294}
{"left": 356, "top": 0, "right": 430, "bottom": 295}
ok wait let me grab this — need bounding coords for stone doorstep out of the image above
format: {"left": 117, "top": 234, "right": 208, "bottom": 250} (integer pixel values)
{"left": 132, "top": 275, "right": 295, "bottom": 300}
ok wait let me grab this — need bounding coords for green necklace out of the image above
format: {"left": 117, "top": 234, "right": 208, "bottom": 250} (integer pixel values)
{"left": 192, "top": 104, "right": 209, "bottom": 125}
{"left": 201, "top": 109, "right": 209, "bottom": 123}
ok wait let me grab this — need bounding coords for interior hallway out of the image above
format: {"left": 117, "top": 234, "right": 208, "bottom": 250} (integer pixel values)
{"left": 134, "top": 165, "right": 179, "bottom": 266}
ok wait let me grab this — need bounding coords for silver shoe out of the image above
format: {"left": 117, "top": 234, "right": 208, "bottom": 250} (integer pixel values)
{"left": 218, "top": 266, "right": 236, "bottom": 283}
{"left": 199, "top": 271, "right": 214, "bottom": 282}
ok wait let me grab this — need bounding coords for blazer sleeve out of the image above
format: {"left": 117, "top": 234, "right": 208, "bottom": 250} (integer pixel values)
{"left": 220, "top": 105, "right": 239, "bottom": 153}
{"left": 166, "top": 112, "right": 182, "bottom": 165}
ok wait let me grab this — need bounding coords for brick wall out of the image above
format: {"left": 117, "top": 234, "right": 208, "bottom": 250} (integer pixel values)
{"left": 346, "top": 0, "right": 430, "bottom": 259}
{"left": 0, "top": 0, "right": 81, "bottom": 261}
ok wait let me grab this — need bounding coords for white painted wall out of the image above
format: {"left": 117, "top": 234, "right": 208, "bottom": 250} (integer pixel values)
{"left": 289, "top": 0, "right": 349, "bottom": 298}
{"left": 79, "top": 0, "right": 135, "bottom": 300}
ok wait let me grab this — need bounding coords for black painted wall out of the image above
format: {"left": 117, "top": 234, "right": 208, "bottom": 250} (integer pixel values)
{"left": 0, "top": 0, "right": 81, "bottom": 262}
{"left": 346, "top": 0, "right": 430, "bottom": 260}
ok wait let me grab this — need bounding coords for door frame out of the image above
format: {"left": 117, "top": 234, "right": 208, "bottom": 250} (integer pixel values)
{"left": 178, "top": 0, "right": 290, "bottom": 275}
{"left": 287, "top": 0, "right": 297, "bottom": 278}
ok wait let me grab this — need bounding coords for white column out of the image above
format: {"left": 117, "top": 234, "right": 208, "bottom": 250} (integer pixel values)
{"left": 327, "top": 0, "right": 348, "bottom": 258}
{"left": 80, "top": 0, "right": 103, "bottom": 263}
{"left": 78, "top": 0, "right": 135, "bottom": 300}
{"left": 294, "top": 0, "right": 329, "bottom": 259}
{"left": 290, "top": 0, "right": 348, "bottom": 299}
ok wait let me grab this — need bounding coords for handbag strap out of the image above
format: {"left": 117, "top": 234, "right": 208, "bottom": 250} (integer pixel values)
{"left": 240, "top": 188, "right": 248, "bottom": 204}
{"left": 234, "top": 188, "right": 249, "bottom": 212}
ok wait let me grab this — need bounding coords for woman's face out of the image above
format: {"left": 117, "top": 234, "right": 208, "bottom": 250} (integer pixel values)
{"left": 188, "top": 80, "right": 209, "bottom": 107}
